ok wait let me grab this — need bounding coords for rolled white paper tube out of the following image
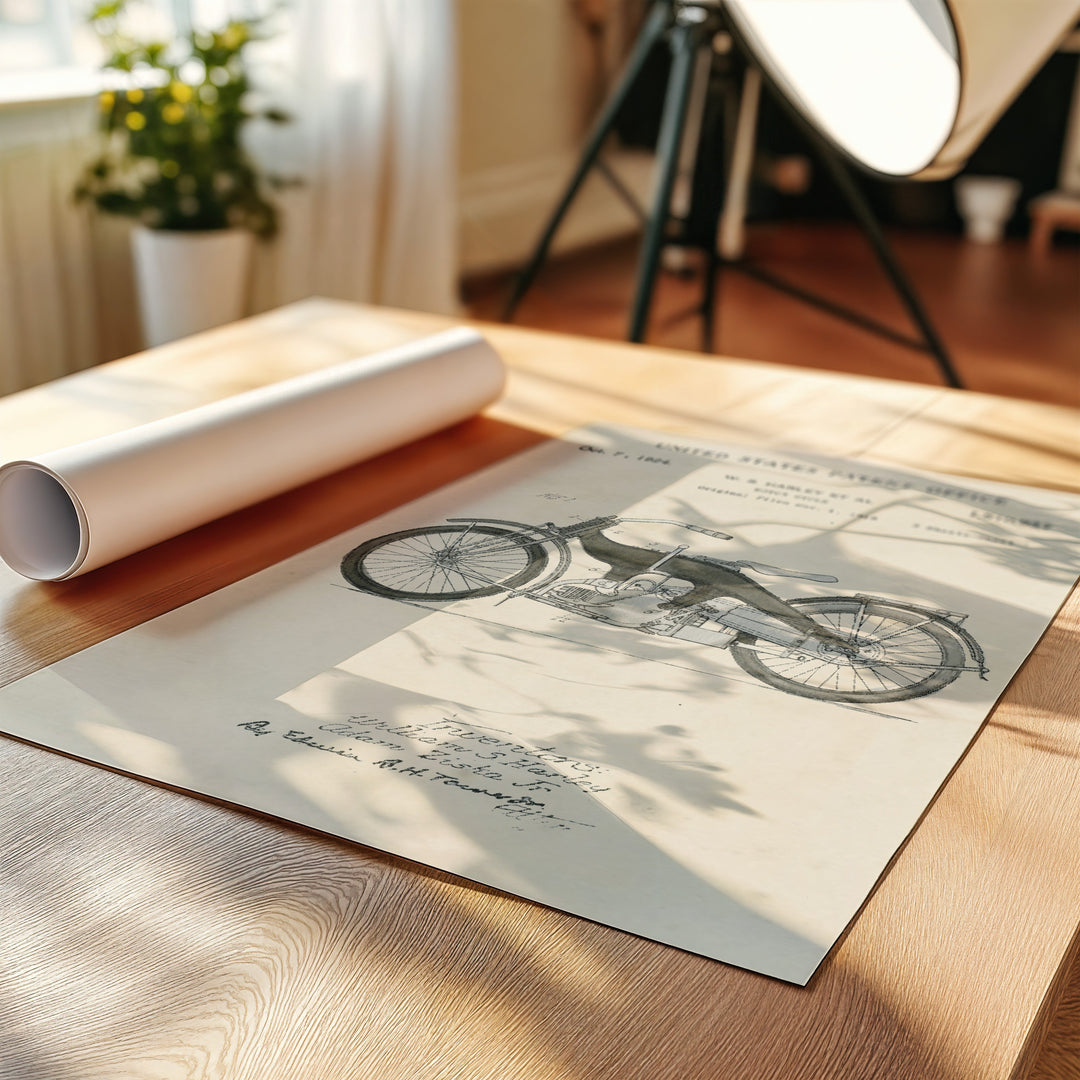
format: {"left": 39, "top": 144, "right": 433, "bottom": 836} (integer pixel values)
{"left": 0, "top": 327, "right": 505, "bottom": 581}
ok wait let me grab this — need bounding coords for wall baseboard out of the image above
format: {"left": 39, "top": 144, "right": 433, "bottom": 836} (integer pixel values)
{"left": 458, "top": 148, "right": 655, "bottom": 277}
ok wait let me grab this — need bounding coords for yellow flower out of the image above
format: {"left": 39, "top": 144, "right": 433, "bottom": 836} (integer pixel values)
{"left": 162, "top": 102, "right": 185, "bottom": 124}
{"left": 125, "top": 112, "right": 146, "bottom": 131}
{"left": 126, "top": 88, "right": 144, "bottom": 104}
{"left": 99, "top": 91, "right": 115, "bottom": 111}
{"left": 220, "top": 24, "right": 246, "bottom": 49}
{"left": 161, "top": 160, "right": 180, "bottom": 178}
{"left": 170, "top": 82, "right": 194, "bottom": 103}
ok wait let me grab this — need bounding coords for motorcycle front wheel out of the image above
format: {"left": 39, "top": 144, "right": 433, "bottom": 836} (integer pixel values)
{"left": 341, "top": 524, "right": 550, "bottom": 601}
{"left": 729, "top": 597, "right": 968, "bottom": 703}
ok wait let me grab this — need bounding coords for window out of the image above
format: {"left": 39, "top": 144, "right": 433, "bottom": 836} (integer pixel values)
{"left": 0, "top": 0, "right": 84, "bottom": 72}
{"left": 0, "top": 1, "right": 257, "bottom": 103}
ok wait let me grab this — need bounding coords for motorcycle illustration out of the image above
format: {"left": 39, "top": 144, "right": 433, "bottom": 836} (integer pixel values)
{"left": 340, "top": 515, "right": 987, "bottom": 705}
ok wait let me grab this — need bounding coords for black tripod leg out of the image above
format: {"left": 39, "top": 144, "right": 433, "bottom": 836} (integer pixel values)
{"left": 628, "top": 16, "right": 707, "bottom": 343}
{"left": 701, "top": 248, "right": 719, "bottom": 351}
{"left": 814, "top": 142, "right": 964, "bottom": 389}
{"left": 700, "top": 64, "right": 745, "bottom": 353}
{"left": 502, "top": 0, "right": 671, "bottom": 321}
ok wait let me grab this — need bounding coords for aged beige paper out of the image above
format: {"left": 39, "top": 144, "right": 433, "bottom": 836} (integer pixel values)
{"left": 1, "top": 426, "right": 1077, "bottom": 984}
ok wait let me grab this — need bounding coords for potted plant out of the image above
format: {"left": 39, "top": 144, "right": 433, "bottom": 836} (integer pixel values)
{"left": 75, "top": 0, "right": 289, "bottom": 347}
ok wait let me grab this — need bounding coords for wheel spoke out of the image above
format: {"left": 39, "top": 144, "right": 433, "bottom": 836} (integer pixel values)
{"left": 443, "top": 523, "right": 476, "bottom": 554}
{"left": 872, "top": 617, "right": 937, "bottom": 643}
{"left": 859, "top": 661, "right": 929, "bottom": 688}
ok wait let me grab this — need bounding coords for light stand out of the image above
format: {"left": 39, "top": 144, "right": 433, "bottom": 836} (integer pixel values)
{"left": 502, "top": 0, "right": 965, "bottom": 389}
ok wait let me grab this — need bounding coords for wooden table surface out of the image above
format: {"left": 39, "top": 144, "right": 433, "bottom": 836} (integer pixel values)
{"left": 1, "top": 298, "right": 1078, "bottom": 1080}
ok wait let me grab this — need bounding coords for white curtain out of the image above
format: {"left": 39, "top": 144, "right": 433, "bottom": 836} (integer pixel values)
{"left": 251, "top": 0, "right": 461, "bottom": 317}
{"left": 0, "top": 99, "right": 126, "bottom": 397}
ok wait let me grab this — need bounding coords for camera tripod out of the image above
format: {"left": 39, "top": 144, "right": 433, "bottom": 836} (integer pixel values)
{"left": 502, "top": 0, "right": 963, "bottom": 389}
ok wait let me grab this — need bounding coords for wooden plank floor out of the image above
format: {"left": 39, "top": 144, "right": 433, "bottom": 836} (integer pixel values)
{"left": 465, "top": 222, "right": 1080, "bottom": 407}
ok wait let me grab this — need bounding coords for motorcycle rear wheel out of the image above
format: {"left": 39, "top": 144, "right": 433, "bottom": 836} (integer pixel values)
{"left": 729, "top": 597, "right": 967, "bottom": 703}
{"left": 341, "top": 524, "right": 549, "bottom": 601}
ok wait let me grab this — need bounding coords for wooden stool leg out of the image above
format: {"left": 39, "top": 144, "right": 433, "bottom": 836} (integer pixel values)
{"left": 1029, "top": 211, "right": 1055, "bottom": 257}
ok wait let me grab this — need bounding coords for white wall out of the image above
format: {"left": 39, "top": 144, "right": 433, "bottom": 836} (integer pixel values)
{"left": 456, "top": 0, "right": 652, "bottom": 276}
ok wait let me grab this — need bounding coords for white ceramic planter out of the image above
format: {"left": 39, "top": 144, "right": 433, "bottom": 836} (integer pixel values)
{"left": 131, "top": 225, "right": 254, "bottom": 347}
{"left": 953, "top": 176, "right": 1022, "bottom": 244}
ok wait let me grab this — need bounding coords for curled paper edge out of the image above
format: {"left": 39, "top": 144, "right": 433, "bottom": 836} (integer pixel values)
{"left": 0, "top": 462, "right": 91, "bottom": 580}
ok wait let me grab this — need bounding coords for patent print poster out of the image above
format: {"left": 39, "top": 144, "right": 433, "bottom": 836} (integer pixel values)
{"left": 2, "top": 427, "right": 1078, "bottom": 984}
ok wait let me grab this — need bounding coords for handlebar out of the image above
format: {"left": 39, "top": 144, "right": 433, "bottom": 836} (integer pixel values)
{"left": 619, "top": 517, "right": 733, "bottom": 540}
{"left": 734, "top": 560, "right": 838, "bottom": 583}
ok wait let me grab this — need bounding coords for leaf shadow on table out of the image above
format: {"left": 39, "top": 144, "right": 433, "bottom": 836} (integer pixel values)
{"left": 6, "top": 592, "right": 1076, "bottom": 1079}
{"left": 0, "top": 732, "right": 978, "bottom": 1080}
{"left": 17, "top": 597, "right": 1074, "bottom": 1080}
